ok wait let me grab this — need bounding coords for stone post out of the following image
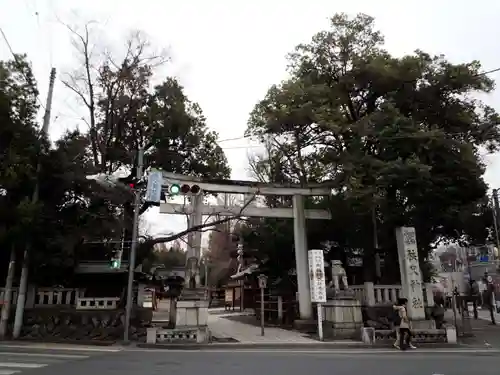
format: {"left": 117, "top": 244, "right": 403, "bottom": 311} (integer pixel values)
{"left": 395, "top": 227, "right": 426, "bottom": 320}
{"left": 277, "top": 296, "right": 283, "bottom": 320}
{"left": 25, "top": 285, "right": 36, "bottom": 308}
{"left": 364, "top": 282, "right": 376, "bottom": 306}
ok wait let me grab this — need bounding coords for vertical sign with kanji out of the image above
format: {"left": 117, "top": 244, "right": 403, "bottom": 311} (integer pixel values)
{"left": 145, "top": 170, "right": 163, "bottom": 203}
{"left": 395, "top": 227, "right": 426, "bottom": 319}
{"left": 308, "top": 249, "right": 327, "bottom": 303}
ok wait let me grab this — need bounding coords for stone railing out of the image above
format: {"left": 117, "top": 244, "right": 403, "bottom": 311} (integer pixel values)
{"left": 35, "top": 288, "right": 84, "bottom": 307}
{"left": 76, "top": 297, "right": 120, "bottom": 310}
{"left": 374, "top": 285, "right": 402, "bottom": 305}
{"left": 352, "top": 282, "right": 434, "bottom": 306}
{"left": 351, "top": 286, "right": 365, "bottom": 301}
{"left": 0, "top": 287, "right": 19, "bottom": 305}
{"left": 0, "top": 287, "right": 85, "bottom": 308}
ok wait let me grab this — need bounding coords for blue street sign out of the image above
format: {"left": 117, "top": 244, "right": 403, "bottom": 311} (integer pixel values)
{"left": 480, "top": 255, "right": 489, "bottom": 263}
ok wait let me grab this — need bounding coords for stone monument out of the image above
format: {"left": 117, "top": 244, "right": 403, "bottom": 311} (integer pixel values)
{"left": 395, "top": 226, "right": 434, "bottom": 329}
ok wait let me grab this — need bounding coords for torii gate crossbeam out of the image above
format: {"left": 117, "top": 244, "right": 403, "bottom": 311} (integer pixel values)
{"left": 159, "top": 172, "right": 332, "bottom": 321}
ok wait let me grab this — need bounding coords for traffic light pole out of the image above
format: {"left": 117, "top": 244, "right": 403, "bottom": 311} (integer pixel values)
{"left": 123, "top": 148, "right": 144, "bottom": 343}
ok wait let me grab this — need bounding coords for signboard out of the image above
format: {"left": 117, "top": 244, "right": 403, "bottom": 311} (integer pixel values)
{"left": 480, "top": 255, "right": 489, "bottom": 263}
{"left": 308, "top": 249, "right": 327, "bottom": 303}
{"left": 258, "top": 274, "right": 268, "bottom": 289}
{"left": 145, "top": 170, "right": 163, "bottom": 203}
{"left": 396, "top": 227, "right": 426, "bottom": 320}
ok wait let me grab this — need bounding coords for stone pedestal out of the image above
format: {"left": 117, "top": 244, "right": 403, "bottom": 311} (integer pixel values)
{"left": 145, "top": 298, "right": 210, "bottom": 344}
{"left": 176, "top": 300, "right": 209, "bottom": 327}
{"left": 146, "top": 326, "right": 209, "bottom": 344}
{"left": 322, "top": 298, "right": 363, "bottom": 339}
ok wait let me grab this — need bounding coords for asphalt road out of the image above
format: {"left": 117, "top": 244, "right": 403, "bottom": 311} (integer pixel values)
{"left": 0, "top": 343, "right": 120, "bottom": 375}
{"left": 3, "top": 346, "right": 498, "bottom": 375}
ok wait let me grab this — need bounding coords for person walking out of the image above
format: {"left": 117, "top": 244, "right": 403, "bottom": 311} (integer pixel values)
{"left": 392, "top": 300, "right": 402, "bottom": 349}
{"left": 396, "top": 298, "right": 416, "bottom": 350}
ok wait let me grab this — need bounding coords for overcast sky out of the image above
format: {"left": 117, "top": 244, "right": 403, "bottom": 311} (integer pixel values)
{"left": 2, "top": 0, "right": 500, "bottom": 241}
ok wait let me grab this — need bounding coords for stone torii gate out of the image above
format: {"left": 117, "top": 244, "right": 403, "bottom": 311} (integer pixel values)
{"left": 158, "top": 172, "right": 332, "bottom": 320}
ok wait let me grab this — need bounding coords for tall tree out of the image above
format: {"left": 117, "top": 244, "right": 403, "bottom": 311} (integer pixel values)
{"left": 0, "top": 55, "right": 41, "bottom": 336}
{"left": 61, "top": 21, "right": 231, "bottom": 253}
{"left": 246, "top": 13, "right": 500, "bottom": 282}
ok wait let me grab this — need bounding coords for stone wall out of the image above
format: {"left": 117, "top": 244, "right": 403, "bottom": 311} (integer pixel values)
{"left": 362, "top": 304, "right": 434, "bottom": 329}
{"left": 13, "top": 307, "right": 152, "bottom": 342}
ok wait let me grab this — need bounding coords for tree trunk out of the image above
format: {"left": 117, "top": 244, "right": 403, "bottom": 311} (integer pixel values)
{"left": 0, "top": 247, "right": 16, "bottom": 338}
{"left": 13, "top": 250, "right": 29, "bottom": 339}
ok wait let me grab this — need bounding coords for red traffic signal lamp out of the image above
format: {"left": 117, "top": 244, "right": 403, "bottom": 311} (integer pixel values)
{"left": 180, "top": 184, "right": 201, "bottom": 195}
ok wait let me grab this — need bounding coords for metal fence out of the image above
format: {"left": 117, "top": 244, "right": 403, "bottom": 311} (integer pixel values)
{"left": 253, "top": 294, "right": 298, "bottom": 327}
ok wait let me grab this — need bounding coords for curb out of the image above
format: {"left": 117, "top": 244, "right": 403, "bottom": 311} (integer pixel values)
{"left": 12, "top": 338, "right": 117, "bottom": 346}
{"left": 136, "top": 342, "right": 466, "bottom": 350}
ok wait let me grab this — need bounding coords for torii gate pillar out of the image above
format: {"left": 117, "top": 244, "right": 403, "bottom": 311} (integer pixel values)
{"left": 293, "top": 195, "right": 313, "bottom": 320}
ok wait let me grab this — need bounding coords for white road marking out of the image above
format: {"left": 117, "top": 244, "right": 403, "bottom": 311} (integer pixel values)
{"left": 0, "top": 352, "right": 87, "bottom": 359}
{"left": 0, "top": 370, "right": 21, "bottom": 375}
{"left": 0, "top": 344, "right": 120, "bottom": 352}
{"left": 0, "top": 363, "right": 46, "bottom": 368}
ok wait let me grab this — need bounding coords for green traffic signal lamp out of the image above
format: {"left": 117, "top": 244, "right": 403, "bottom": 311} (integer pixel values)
{"left": 110, "top": 259, "right": 120, "bottom": 269}
{"left": 169, "top": 184, "right": 181, "bottom": 195}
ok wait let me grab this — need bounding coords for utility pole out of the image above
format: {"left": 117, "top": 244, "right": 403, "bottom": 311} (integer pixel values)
{"left": 492, "top": 190, "right": 500, "bottom": 254}
{"left": 13, "top": 68, "right": 56, "bottom": 339}
{"left": 124, "top": 147, "right": 144, "bottom": 343}
{"left": 204, "top": 260, "right": 208, "bottom": 288}
{"left": 372, "top": 202, "right": 381, "bottom": 281}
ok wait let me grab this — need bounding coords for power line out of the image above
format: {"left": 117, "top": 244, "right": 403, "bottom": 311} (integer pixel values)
{"left": 218, "top": 135, "right": 253, "bottom": 143}
{"left": 475, "top": 67, "right": 500, "bottom": 77}
{"left": 0, "top": 26, "right": 46, "bottom": 110}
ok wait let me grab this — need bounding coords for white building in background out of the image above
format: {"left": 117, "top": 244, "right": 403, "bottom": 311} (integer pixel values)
{"left": 431, "top": 244, "right": 500, "bottom": 295}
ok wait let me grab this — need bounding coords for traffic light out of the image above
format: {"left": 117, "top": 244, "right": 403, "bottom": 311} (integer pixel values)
{"left": 119, "top": 176, "right": 143, "bottom": 190}
{"left": 167, "top": 183, "right": 201, "bottom": 196}
{"left": 110, "top": 250, "right": 122, "bottom": 269}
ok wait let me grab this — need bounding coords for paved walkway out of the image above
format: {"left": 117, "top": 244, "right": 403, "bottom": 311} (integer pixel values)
{"left": 208, "top": 309, "right": 320, "bottom": 344}
{"left": 476, "top": 308, "right": 500, "bottom": 323}
{"left": 444, "top": 308, "right": 500, "bottom": 348}
{"left": 152, "top": 300, "right": 170, "bottom": 323}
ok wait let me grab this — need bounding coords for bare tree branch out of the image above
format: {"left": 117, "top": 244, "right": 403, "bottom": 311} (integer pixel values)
{"left": 59, "top": 19, "right": 100, "bottom": 166}
{"left": 59, "top": 19, "right": 170, "bottom": 172}
{"left": 141, "top": 192, "right": 258, "bottom": 250}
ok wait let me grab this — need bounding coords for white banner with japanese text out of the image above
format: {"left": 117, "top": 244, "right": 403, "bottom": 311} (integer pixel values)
{"left": 308, "top": 249, "right": 327, "bottom": 303}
